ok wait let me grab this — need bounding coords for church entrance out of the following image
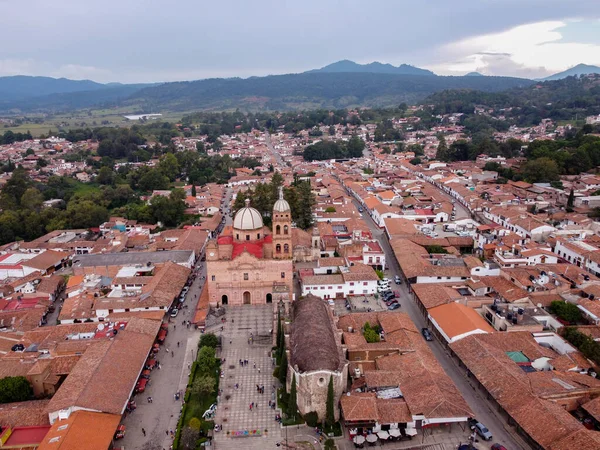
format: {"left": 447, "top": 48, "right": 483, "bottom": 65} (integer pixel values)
{"left": 266, "top": 293, "right": 272, "bottom": 303}
{"left": 221, "top": 295, "right": 228, "bottom": 305}
{"left": 243, "top": 291, "right": 251, "bottom": 305}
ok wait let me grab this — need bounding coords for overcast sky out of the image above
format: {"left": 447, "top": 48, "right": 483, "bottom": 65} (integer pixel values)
{"left": 1, "top": 0, "right": 599, "bottom": 83}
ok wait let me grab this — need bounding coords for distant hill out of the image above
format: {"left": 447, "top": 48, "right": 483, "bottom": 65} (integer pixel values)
{"left": 120, "top": 72, "right": 531, "bottom": 112}
{"left": 0, "top": 75, "right": 106, "bottom": 102}
{"left": 465, "top": 72, "right": 484, "bottom": 77}
{"left": 0, "top": 71, "right": 533, "bottom": 113}
{"left": 541, "top": 63, "right": 600, "bottom": 81}
{"left": 306, "top": 60, "right": 435, "bottom": 76}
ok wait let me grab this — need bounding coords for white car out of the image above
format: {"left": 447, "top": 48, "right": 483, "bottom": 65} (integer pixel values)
{"left": 170, "top": 308, "right": 179, "bottom": 318}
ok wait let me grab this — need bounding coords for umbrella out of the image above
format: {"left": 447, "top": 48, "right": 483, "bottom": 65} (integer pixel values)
{"left": 405, "top": 428, "right": 417, "bottom": 437}
{"left": 353, "top": 435, "right": 366, "bottom": 444}
{"left": 377, "top": 430, "right": 390, "bottom": 440}
{"left": 388, "top": 429, "right": 401, "bottom": 437}
{"left": 366, "top": 434, "right": 378, "bottom": 443}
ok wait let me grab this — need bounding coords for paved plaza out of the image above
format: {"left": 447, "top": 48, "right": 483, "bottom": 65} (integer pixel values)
{"left": 213, "top": 304, "right": 284, "bottom": 449}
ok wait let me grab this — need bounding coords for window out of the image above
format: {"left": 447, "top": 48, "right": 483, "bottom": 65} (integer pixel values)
{"left": 276, "top": 225, "right": 281, "bottom": 235}
{"left": 284, "top": 225, "right": 289, "bottom": 235}
{"left": 350, "top": 282, "right": 355, "bottom": 286}
{"left": 284, "top": 243, "right": 289, "bottom": 253}
{"left": 363, "top": 282, "right": 368, "bottom": 286}
{"left": 244, "top": 273, "right": 249, "bottom": 280}
{"left": 211, "top": 275, "right": 216, "bottom": 281}
{"left": 281, "top": 272, "right": 285, "bottom": 279}
{"left": 257, "top": 233, "right": 260, "bottom": 239}
{"left": 236, "top": 234, "right": 239, "bottom": 240}
{"left": 328, "top": 286, "right": 333, "bottom": 289}
{"left": 246, "top": 234, "right": 250, "bottom": 241}
{"left": 276, "top": 244, "right": 281, "bottom": 253}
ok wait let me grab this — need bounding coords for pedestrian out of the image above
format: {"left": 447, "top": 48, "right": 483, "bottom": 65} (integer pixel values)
{"left": 166, "top": 348, "right": 169, "bottom": 353}
{"left": 177, "top": 341, "right": 180, "bottom": 348}
{"left": 253, "top": 362, "right": 256, "bottom": 369}
{"left": 258, "top": 367, "right": 261, "bottom": 373}
{"left": 174, "top": 325, "right": 176, "bottom": 330}
{"left": 166, "top": 430, "right": 169, "bottom": 436}
{"left": 171, "top": 351, "right": 174, "bottom": 358}
{"left": 142, "top": 428, "right": 146, "bottom": 436}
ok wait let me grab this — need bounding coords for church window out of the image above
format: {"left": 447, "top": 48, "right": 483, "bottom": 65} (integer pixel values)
{"left": 246, "top": 234, "right": 250, "bottom": 241}
{"left": 257, "top": 233, "right": 260, "bottom": 239}
{"left": 284, "top": 244, "right": 289, "bottom": 253}
{"left": 276, "top": 244, "right": 281, "bottom": 253}
{"left": 236, "top": 234, "right": 239, "bottom": 240}
{"left": 284, "top": 225, "right": 289, "bottom": 235}
{"left": 244, "top": 273, "right": 249, "bottom": 280}
{"left": 211, "top": 275, "right": 216, "bottom": 281}
{"left": 276, "top": 225, "right": 281, "bottom": 235}
{"left": 281, "top": 272, "right": 285, "bottom": 279}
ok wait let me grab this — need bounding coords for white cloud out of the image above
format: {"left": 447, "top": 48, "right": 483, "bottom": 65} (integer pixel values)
{"left": 429, "top": 21, "right": 600, "bottom": 77}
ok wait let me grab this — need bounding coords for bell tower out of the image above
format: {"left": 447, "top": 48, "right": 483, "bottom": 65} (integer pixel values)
{"left": 272, "top": 187, "right": 292, "bottom": 260}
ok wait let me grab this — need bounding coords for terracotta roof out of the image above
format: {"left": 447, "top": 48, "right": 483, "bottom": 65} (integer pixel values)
{"left": 340, "top": 392, "right": 377, "bottom": 421}
{"left": 0, "top": 399, "right": 51, "bottom": 427}
{"left": 23, "top": 250, "right": 70, "bottom": 271}
{"left": 428, "top": 302, "right": 494, "bottom": 341}
{"left": 37, "top": 410, "right": 121, "bottom": 450}
{"left": 290, "top": 295, "right": 343, "bottom": 372}
{"left": 551, "top": 429, "right": 600, "bottom": 450}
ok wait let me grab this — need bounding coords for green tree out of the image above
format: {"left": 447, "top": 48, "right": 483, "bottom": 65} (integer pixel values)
{"left": 196, "top": 346, "right": 217, "bottom": 375}
{"left": 192, "top": 374, "right": 216, "bottom": 397}
{"left": 20, "top": 187, "right": 44, "bottom": 212}
{"left": 0, "top": 376, "right": 33, "bottom": 404}
{"left": 198, "top": 333, "right": 219, "bottom": 349}
{"left": 196, "top": 141, "right": 206, "bottom": 153}
{"left": 435, "top": 135, "right": 448, "bottom": 161}
{"left": 96, "top": 166, "right": 115, "bottom": 185}
{"left": 295, "top": 181, "right": 315, "bottom": 230}
{"left": 549, "top": 301, "right": 582, "bottom": 324}
{"left": 158, "top": 153, "right": 180, "bottom": 181}
{"left": 149, "top": 189, "right": 186, "bottom": 227}
{"left": 288, "top": 374, "right": 298, "bottom": 420}
{"left": 326, "top": 375, "right": 335, "bottom": 427}
{"left": 278, "top": 337, "right": 288, "bottom": 387}
{"left": 191, "top": 184, "right": 196, "bottom": 197}
{"left": 139, "top": 169, "right": 169, "bottom": 192}
{"left": 567, "top": 189, "right": 575, "bottom": 208}
{"left": 66, "top": 198, "right": 109, "bottom": 229}
{"left": 521, "top": 157, "right": 560, "bottom": 183}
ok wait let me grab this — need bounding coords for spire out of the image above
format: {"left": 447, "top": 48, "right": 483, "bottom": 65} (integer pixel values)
{"left": 245, "top": 198, "right": 250, "bottom": 207}
{"left": 278, "top": 186, "right": 284, "bottom": 200}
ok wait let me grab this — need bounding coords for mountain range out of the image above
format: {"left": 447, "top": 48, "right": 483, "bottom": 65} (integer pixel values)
{"left": 0, "top": 60, "right": 596, "bottom": 113}
{"left": 305, "top": 60, "right": 435, "bottom": 76}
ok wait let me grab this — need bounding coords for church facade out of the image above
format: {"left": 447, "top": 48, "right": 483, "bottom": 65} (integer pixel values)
{"left": 206, "top": 190, "right": 296, "bottom": 307}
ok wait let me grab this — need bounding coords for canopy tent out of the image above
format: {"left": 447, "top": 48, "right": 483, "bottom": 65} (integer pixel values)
{"left": 388, "top": 428, "right": 401, "bottom": 437}
{"left": 353, "top": 435, "right": 366, "bottom": 445}
{"left": 377, "top": 430, "right": 390, "bottom": 440}
{"left": 366, "top": 434, "right": 378, "bottom": 443}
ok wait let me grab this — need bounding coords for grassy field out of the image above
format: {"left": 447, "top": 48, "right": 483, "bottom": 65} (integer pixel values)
{"left": 1, "top": 108, "right": 193, "bottom": 137}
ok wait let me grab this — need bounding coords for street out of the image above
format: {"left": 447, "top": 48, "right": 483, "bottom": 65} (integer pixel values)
{"left": 264, "top": 132, "right": 286, "bottom": 168}
{"left": 351, "top": 197, "right": 531, "bottom": 450}
{"left": 119, "top": 260, "right": 207, "bottom": 450}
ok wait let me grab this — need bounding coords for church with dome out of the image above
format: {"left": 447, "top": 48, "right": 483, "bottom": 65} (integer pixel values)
{"left": 206, "top": 188, "right": 315, "bottom": 307}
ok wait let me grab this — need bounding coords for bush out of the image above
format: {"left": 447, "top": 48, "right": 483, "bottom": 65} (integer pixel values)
{"left": 325, "top": 206, "right": 336, "bottom": 213}
{"left": 304, "top": 411, "right": 319, "bottom": 427}
{"left": 188, "top": 417, "right": 201, "bottom": 430}
{"left": 272, "top": 367, "right": 280, "bottom": 379}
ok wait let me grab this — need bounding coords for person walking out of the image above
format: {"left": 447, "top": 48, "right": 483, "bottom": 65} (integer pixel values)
{"left": 142, "top": 428, "right": 146, "bottom": 436}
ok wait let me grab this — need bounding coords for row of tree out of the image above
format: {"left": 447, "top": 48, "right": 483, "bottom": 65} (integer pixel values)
{"left": 303, "top": 136, "right": 365, "bottom": 161}
{"left": 232, "top": 173, "right": 315, "bottom": 230}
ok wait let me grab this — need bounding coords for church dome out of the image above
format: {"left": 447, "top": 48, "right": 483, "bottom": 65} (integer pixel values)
{"left": 233, "top": 199, "right": 263, "bottom": 230}
{"left": 273, "top": 187, "right": 291, "bottom": 213}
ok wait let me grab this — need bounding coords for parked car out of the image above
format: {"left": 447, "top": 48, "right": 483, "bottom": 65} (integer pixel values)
{"left": 383, "top": 291, "right": 395, "bottom": 300}
{"left": 386, "top": 299, "right": 399, "bottom": 307}
{"left": 475, "top": 422, "right": 493, "bottom": 441}
{"left": 358, "top": 207, "right": 364, "bottom": 213}
{"left": 394, "top": 275, "right": 402, "bottom": 285}
{"left": 170, "top": 308, "right": 179, "bottom": 318}
{"left": 491, "top": 445, "right": 507, "bottom": 450}
{"left": 377, "top": 284, "right": 390, "bottom": 293}
{"left": 421, "top": 328, "right": 433, "bottom": 341}
{"left": 388, "top": 303, "right": 401, "bottom": 310}
{"left": 327, "top": 299, "right": 335, "bottom": 306}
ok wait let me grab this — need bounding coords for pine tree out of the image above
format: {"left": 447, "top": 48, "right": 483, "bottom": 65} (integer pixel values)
{"left": 567, "top": 188, "right": 575, "bottom": 208}
{"left": 276, "top": 310, "right": 282, "bottom": 360}
{"left": 436, "top": 135, "right": 448, "bottom": 161}
{"left": 191, "top": 184, "right": 196, "bottom": 197}
{"left": 326, "top": 375, "right": 335, "bottom": 427}
{"left": 288, "top": 373, "right": 297, "bottom": 420}
{"left": 278, "top": 336, "right": 288, "bottom": 387}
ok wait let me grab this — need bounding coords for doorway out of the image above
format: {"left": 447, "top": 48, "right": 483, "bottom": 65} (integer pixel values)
{"left": 221, "top": 295, "right": 228, "bottom": 305}
{"left": 266, "top": 293, "right": 272, "bottom": 303}
{"left": 243, "top": 291, "right": 251, "bottom": 305}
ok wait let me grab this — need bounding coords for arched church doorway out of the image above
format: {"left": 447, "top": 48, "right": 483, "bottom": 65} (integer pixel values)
{"left": 266, "top": 293, "right": 272, "bottom": 303}
{"left": 243, "top": 291, "right": 251, "bottom": 305}
{"left": 221, "top": 295, "right": 228, "bottom": 305}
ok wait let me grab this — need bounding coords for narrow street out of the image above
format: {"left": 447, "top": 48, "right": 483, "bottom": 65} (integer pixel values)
{"left": 264, "top": 132, "right": 286, "bottom": 168}
{"left": 351, "top": 198, "right": 530, "bottom": 450}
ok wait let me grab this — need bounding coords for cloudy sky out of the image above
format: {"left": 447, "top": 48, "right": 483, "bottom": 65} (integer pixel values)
{"left": 1, "top": 0, "right": 599, "bottom": 83}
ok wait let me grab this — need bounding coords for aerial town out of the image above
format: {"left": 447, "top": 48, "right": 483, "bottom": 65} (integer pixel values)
{"left": 1, "top": 90, "right": 600, "bottom": 450}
